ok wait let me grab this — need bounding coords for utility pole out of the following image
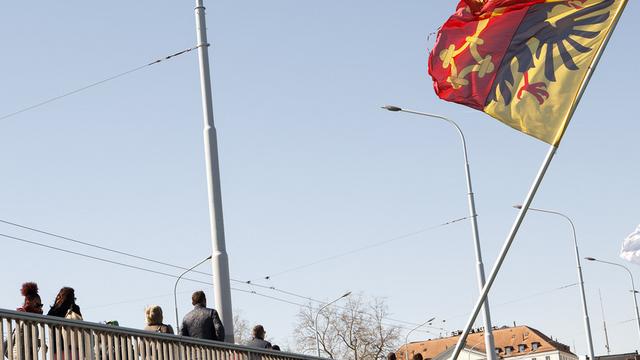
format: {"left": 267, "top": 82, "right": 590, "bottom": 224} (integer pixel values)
{"left": 194, "top": 0, "right": 234, "bottom": 342}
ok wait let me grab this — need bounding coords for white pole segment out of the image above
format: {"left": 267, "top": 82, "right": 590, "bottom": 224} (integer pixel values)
{"left": 451, "top": 1, "right": 628, "bottom": 358}
{"left": 394, "top": 109, "right": 496, "bottom": 360}
{"left": 194, "top": 0, "right": 234, "bottom": 343}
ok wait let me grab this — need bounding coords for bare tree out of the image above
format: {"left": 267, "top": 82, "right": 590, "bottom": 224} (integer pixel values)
{"left": 234, "top": 310, "right": 251, "bottom": 345}
{"left": 294, "top": 294, "right": 401, "bottom": 360}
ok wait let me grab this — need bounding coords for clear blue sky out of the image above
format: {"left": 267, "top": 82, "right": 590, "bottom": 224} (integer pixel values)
{"left": 1, "top": 0, "right": 639, "bottom": 356}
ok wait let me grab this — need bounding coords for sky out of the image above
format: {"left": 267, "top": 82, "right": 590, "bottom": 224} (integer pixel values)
{"left": 1, "top": 0, "right": 639, "bottom": 357}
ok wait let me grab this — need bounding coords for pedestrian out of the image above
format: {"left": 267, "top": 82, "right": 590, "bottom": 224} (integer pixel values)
{"left": 180, "top": 291, "right": 225, "bottom": 341}
{"left": 48, "top": 287, "right": 82, "bottom": 319}
{"left": 3, "top": 282, "right": 44, "bottom": 359}
{"left": 387, "top": 353, "right": 397, "bottom": 360}
{"left": 144, "top": 305, "right": 174, "bottom": 334}
{"left": 17, "top": 282, "right": 43, "bottom": 314}
{"left": 246, "top": 325, "right": 272, "bottom": 349}
{"left": 48, "top": 287, "right": 82, "bottom": 360}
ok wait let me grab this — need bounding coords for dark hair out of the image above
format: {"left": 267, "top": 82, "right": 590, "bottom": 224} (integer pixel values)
{"left": 192, "top": 291, "right": 206, "bottom": 306}
{"left": 21, "top": 282, "right": 39, "bottom": 301}
{"left": 49, "top": 287, "right": 81, "bottom": 317}
{"left": 20, "top": 282, "right": 42, "bottom": 313}
{"left": 413, "top": 354, "right": 423, "bottom": 360}
{"left": 272, "top": 345, "right": 281, "bottom": 351}
{"left": 387, "top": 353, "right": 397, "bottom": 360}
{"left": 252, "top": 324, "right": 265, "bottom": 339}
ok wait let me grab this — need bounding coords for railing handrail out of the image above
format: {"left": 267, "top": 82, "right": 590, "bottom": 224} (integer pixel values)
{"left": 0, "top": 308, "right": 323, "bottom": 360}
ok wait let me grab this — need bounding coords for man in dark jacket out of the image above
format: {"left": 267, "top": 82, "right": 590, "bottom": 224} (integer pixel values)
{"left": 246, "top": 325, "right": 272, "bottom": 349}
{"left": 181, "top": 291, "right": 225, "bottom": 341}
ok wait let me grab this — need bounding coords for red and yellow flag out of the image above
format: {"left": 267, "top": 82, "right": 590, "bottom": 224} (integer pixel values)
{"left": 428, "top": 0, "right": 626, "bottom": 145}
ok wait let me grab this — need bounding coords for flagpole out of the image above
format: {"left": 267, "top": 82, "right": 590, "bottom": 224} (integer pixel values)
{"left": 450, "top": 144, "right": 557, "bottom": 360}
{"left": 450, "top": 2, "right": 628, "bottom": 359}
{"left": 194, "top": 0, "right": 235, "bottom": 343}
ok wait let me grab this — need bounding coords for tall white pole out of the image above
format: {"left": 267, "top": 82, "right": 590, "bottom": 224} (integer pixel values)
{"left": 194, "top": 0, "right": 234, "bottom": 343}
{"left": 382, "top": 106, "right": 497, "bottom": 360}
{"left": 523, "top": 208, "right": 594, "bottom": 360}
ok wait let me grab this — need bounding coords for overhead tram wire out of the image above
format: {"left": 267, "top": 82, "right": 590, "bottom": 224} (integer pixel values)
{"left": 0, "top": 232, "right": 325, "bottom": 312}
{"left": 0, "top": 216, "right": 465, "bottom": 328}
{"left": 253, "top": 216, "right": 471, "bottom": 281}
{"left": 3, "top": 229, "right": 583, "bottom": 336}
{"left": 0, "top": 229, "right": 434, "bottom": 332}
{"left": 0, "top": 216, "right": 465, "bottom": 330}
{"left": 0, "top": 44, "right": 204, "bottom": 122}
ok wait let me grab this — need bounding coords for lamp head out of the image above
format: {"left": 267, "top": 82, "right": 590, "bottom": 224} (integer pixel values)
{"left": 513, "top": 204, "right": 523, "bottom": 209}
{"left": 342, "top": 291, "right": 352, "bottom": 298}
{"left": 585, "top": 257, "right": 596, "bottom": 261}
{"left": 382, "top": 105, "right": 402, "bottom": 112}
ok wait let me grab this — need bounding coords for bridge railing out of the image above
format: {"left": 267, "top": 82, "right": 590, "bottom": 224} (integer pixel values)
{"left": 0, "top": 309, "right": 321, "bottom": 360}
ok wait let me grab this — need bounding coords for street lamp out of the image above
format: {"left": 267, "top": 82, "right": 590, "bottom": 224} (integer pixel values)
{"left": 315, "top": 291, "right": 352, "bottom": 357}
{"left": 174, "top": 255, "right": 212, "bottom": 333}
{"left": 514, "top": 205, "right": 595, "bottom": 360}
{"left": 382, "top": 105, "right": 496, "bottom": 360}
{"left": 584, "top": 257, "right": 640, "bottom": 344}
{"left": 404, "top": 317, "right": 435, "bottom": 360}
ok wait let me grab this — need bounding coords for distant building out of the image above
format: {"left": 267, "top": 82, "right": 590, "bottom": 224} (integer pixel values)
{"left": 398, "top": 325, "right": 578, "bottom": 360}
{"left": 595, "top": 352, "right": 640, "bottom": 360}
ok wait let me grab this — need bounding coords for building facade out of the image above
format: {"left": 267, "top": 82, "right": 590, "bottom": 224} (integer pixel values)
{"left": 399, "top": 325, "right": 578, "bottom": 360}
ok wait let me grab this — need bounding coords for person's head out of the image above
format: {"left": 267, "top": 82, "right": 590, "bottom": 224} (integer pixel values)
{"left": 20, "top": 282, "right": 43, "bottom": 314}
{"left": 192, "top": 291, "right": 206, "bottom": 306}
{"left": 252, "top": 325, "right": 266, "bottom": 340}
{"left": 387, "top": 353, "right": 397, "bottom": 360}
{"left": 272, "top": 345, "right": 281, "bottom": 351}
{"left": 413, "top": 353, "right": 423, "bottom": 360}
{"left": 145, "top": 305, "right": 164, "bottom": 325}
{"left": 52, "top": 287, "right": 76, "bottom": 310}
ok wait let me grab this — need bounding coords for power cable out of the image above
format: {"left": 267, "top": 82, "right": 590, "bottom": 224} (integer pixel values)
{"left": 4, "top": 227, "right": 581, "bottom": 338}
{"left": 254, "top": 216, "right": 470, "bottom": 281}
{"left": 0, "top": 229, "right": 431, "bottom": 331}
{"left": 0, "top": 216, "right": 464, "bottom": 328}
{"left": 0, "top": 44, "right": 203, "bottom": 122}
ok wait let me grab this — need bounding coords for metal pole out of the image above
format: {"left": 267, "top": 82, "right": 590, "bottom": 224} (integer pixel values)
{"left": 450, "top": 144, "right": 558, "bottom": 360}
{"left": 382, "top": 106, "right": 496, "bottom": 360}
{"left": 598, "top": 290, "right": 611, "bottom": 355}
{"left": 521, "top": 208, "right": 594, "bottom": 360}
{"left": 194, "top": 0, "right": 234, "bottom": 343}
{"left": 450, "top": 1, "right": 627, "bottom": 357}
{"left": 174, "top": 255, "right": 212, "bottom": 333}
{"left": 315, "top": 292, "right": 351, "bottom": 357}
{"left": 404, "top": 317, "right": 435, "bottom": 360}
{"left": 586, "top": 258, "right": 640, "bottom": 345}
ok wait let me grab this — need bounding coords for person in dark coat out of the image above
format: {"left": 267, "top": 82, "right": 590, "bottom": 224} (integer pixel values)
{"left": 246, "top": 325, "right": 272, "bottom": 349}
{"left": 180, "top": 291, "right": 225, "bottom": 341}
{"left": 47, "top": 287, "right": 82, "bottom": 318}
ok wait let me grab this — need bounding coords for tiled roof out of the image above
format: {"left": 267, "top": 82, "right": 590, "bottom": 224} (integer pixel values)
{"left": 398, "top": 325, "right": 574, "bottom": 360}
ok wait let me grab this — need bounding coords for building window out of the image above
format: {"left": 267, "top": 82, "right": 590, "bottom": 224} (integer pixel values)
{"left": 519, "top": 344, "right": 527, "bottom": 352}
{"left": 545, "top": 356, "right": 551, "bottom": 360}
{"left": 532, "top": 342, "right": 540, "bottom": 351}
{"left": 505, "top": 347, "right": 513, "bottom": 355}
